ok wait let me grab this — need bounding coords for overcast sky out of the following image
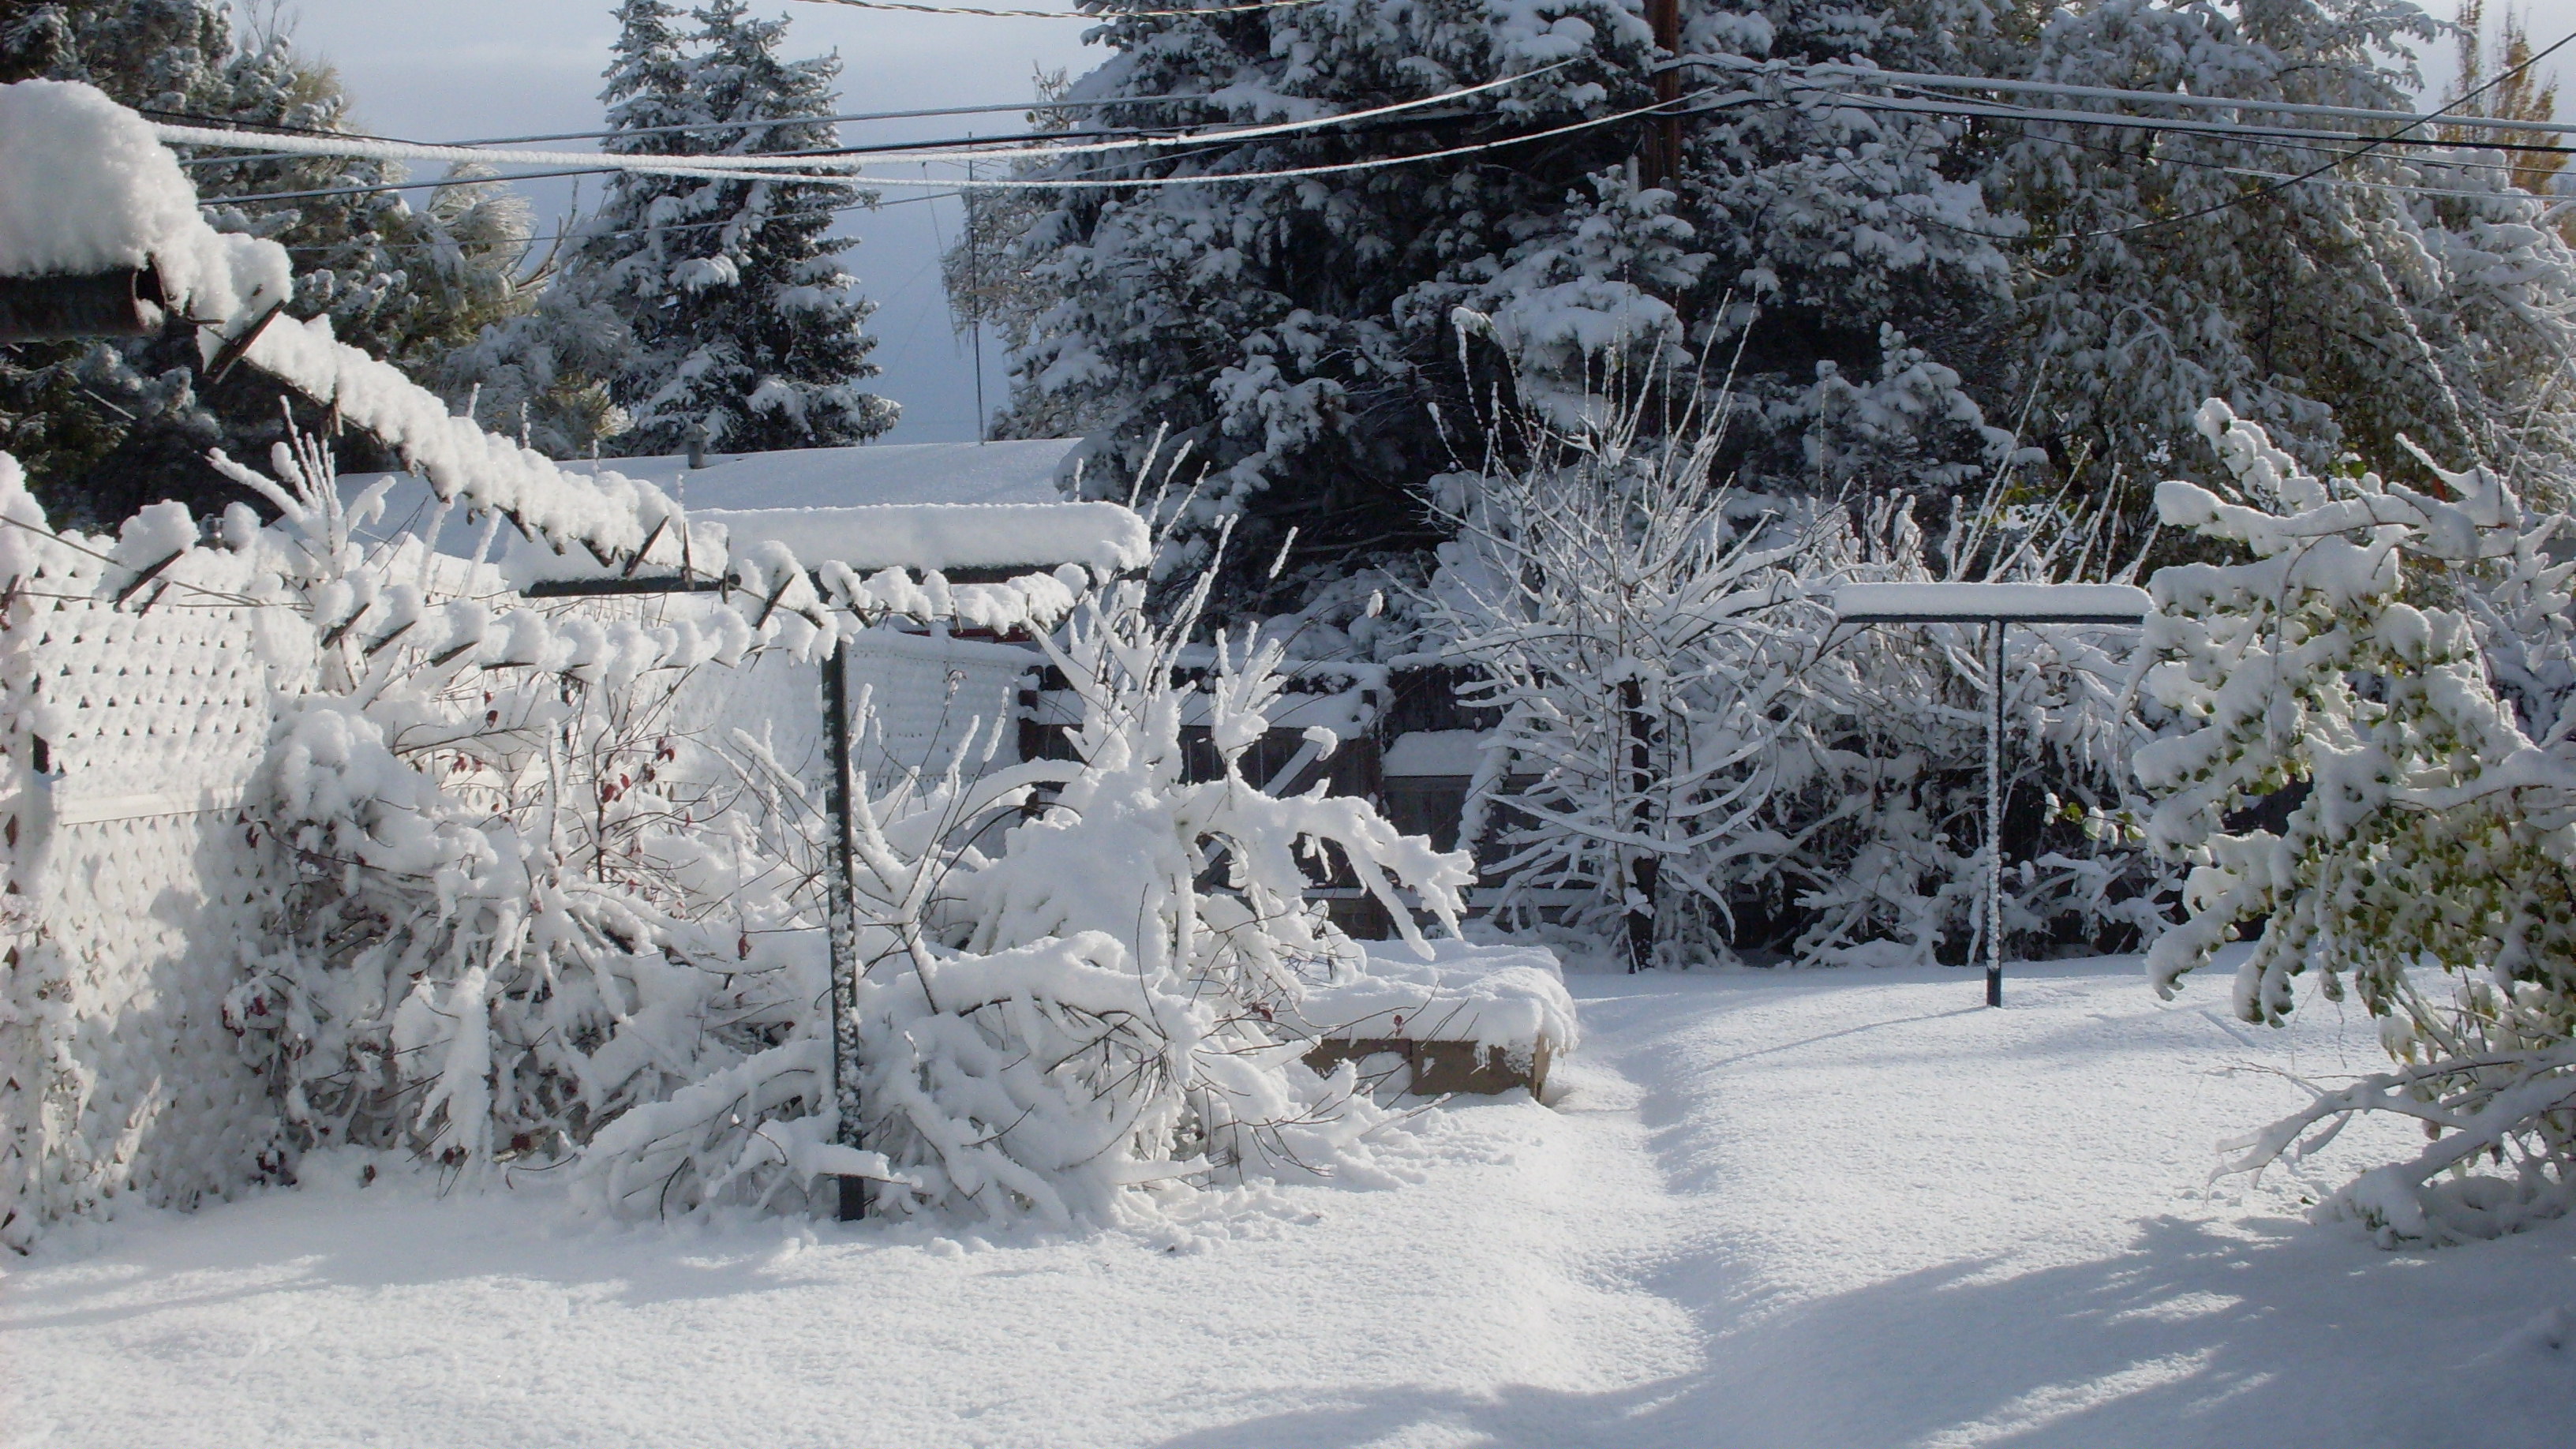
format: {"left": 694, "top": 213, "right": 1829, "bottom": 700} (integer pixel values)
{"left": 260, "top": 2, "right": 2573, "bottom": 446}
{"left": 271, "top": 0, "right": 1099, "bottom": 445}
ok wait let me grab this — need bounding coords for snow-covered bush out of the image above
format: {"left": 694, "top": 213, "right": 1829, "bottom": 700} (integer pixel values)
{"left": 204, "top": 426, "right": 1474, "bottom": 1223}
{"left": 2142, "top": 400, "right": 2576, "bottom": 1244}
{"left": 1432, "top": 367, "right": 2168, "bottom": 967}
{"left": 848, "top": 567, "right": 1476, "bottom": 1222}
{"left": 202, "top": 429, "right": 852, "bottom": 1211}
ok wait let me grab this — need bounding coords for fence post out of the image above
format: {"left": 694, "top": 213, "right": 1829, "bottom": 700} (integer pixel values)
{"left": 819, "top": 638, "right": 868, "bottom": 1219}
{"left": 1986, "top": 620, "right": 2006, "bottom": 1009}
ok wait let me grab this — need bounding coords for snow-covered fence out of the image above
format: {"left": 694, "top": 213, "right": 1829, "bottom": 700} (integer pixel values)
{"left": 0, "top": 584, "right": 305, "bottom": 1248}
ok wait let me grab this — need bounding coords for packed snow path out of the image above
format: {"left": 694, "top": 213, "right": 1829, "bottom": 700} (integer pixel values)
{"left": 6, "top": 959, "right": 2571, "bottom": 1448}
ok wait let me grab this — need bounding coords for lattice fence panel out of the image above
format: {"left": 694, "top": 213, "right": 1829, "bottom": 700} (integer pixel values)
{"left": 2, "top": 595, "right": 294, "bottom": 1248}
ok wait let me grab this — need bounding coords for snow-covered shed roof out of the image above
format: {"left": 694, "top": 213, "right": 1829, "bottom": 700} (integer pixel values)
{"left": 1833, "top": 582, "right": 2151, "bottom": 623}
{"left": 573, "top": 439, "right": 1084, "bottom": 511}
{"left": 343, "top": 440, "right": 1149, "bottom": 584}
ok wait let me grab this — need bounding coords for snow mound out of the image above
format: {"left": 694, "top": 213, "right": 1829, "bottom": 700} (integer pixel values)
{"left": 1305, "top": 940, "right": 1579, "bottom": 1061}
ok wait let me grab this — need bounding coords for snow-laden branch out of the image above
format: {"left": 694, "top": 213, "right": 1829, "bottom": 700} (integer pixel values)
{"left": 2140, "top": 399, "right": 2576, "bottom": 1244}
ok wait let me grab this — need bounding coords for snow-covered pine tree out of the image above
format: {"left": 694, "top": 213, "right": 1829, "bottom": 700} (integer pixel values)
{"left": 1990, "top": 0, "right": 2576, "bottom": 497}
{"left": 542, "top": 0, "right": 895, "bottom": 458}
{"left": 0, "top": 1, "right": 539, "bottom": 522}
{"left": 998, "top": 0, "right": 2022, "bottom": 596}
{"left": 437, "top": 0, "right": 687, "bottom": 459}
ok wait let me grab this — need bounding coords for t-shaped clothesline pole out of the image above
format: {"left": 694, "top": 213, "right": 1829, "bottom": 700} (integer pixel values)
{"left": 1831, "top": 583, "right": 2151, "bottom": 1006}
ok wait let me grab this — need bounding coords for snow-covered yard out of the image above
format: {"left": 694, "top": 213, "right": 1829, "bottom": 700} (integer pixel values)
{"left": 6, "top": 958, "right": 2570, "bottom": 1449}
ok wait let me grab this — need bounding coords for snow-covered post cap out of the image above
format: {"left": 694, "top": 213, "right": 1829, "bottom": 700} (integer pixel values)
{"left": 1832, "top": 582, "right": 2151, "bottom": 623}
{"left": 0, "top": 80, "right": 290, "bottom": 334}
{"left": 0, "top": 80, "right": 691, "bottom": 574}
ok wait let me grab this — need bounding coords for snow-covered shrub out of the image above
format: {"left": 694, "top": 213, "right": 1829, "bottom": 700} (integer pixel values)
{"left": 1432, "top": 370, "right": 2168, "bottom": 967}
{"left": 210, "top": 425, "right": 1475, "bottom": 1223}
{"left": 849, "top": 567, "right": 1476, "bottom": 1222}
{"left": 2142, "top": 400, "right": 2576, "bottom": 1244}
{"left": 199, "top": 428, "right": 866, "bottom": 1212}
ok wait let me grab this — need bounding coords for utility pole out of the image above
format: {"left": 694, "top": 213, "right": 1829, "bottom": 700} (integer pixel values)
{"left": 1644, "top": 0, "right": 1683, "bottom": 185}
{"left": 968, "top": 152, "right": 987, "bottom": 444}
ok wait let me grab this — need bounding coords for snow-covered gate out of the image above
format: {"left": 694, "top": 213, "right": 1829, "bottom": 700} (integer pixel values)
{"left": 0, "top": 591, "right": 303, "bottom": 1248}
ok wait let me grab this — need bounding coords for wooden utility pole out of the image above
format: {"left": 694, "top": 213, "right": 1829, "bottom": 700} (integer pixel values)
{"left": 1644, "top": 0, "right": 1683, "bottom": 185}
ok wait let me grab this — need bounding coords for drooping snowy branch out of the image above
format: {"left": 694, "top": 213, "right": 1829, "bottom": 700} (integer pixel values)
{"left": 2140, "top": 399, "right": 2576, "bottom": 1244}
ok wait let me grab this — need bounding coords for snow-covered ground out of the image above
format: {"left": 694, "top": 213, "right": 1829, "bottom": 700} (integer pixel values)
{"left": 6, "top": 957, "right": 2570, "bottom": 1449}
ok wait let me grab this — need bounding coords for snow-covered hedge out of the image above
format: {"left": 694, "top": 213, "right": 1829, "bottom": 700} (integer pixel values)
{"left": 10, "top": 416, "right": 1455, "bottom": 1234}
{"left": 2142, "top": 401, "right": 2576, "bottom": 1245}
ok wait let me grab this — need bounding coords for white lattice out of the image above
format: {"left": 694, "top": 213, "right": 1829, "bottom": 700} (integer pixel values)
{"left": 0, "top": 580, "right": 1032, "bottom": 1248}
{"left": 2, "top": 594, "right": 295, "bottom": 1249}
{"left": 843, "top": 630, "right": 1029, "bottom": 787}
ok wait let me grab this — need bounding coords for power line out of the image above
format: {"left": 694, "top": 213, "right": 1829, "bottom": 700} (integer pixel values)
{"left": 2017, "top": 124, "right": 2566, "bottom": 208}
{"left": 169, "top": 93, "right": 1230, "bottom": 167}
{"left": 835, "top": 84, "right": 1743, "bottom": 191}
{"left": 185, "top": 66, "right": 1571, "bottom": 206}
{"left": 204, "top": 163, "right": 873, "bottom": 205}
{"left": 1816, "top": 28, "right": 2576, "bottom": 244}
{"left": 1788, "top": 85, "right": 2576, "bottom": 160}
{"left": 163, "top": 63, "right": 1567, "bottom": 185}
{"left": 1784, "top": 62, "right": 2576, "bottom": 140}
{"left": 787, "top": 0, "right": 1326, "bottom": 16}
{"left": 275, "top": 188, "right": 972, "bottom": 254}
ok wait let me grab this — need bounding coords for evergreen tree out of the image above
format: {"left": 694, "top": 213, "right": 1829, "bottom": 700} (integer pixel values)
{"left": 1990, "top": 0, "right": 2576, "bottom": 504}
{"left": 540, "top": 0, "right": 895, "bottom": 458}
{"left": 0, "top": 1, "right": 538, "bottom": 524}
{"left": 998, "top": 0, "right": 2017, "bottom": 596}
{"left": 1002, "top": 0, "right": 2576, "bottom": 605}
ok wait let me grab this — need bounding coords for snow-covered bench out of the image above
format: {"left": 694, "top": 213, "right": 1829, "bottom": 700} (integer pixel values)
{"left": 1301, "top": 941, "right": 1577, "bottom": 1097}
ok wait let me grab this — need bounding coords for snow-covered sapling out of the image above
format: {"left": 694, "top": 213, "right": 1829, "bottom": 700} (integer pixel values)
{"left": 2141, "top": 399, "right": 2576, "bottom": 1245}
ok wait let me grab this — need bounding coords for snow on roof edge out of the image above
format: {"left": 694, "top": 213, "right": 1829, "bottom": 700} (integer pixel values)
{"left": 696, "top": 502, "right": 1151, "bottom": 575}
{"left": 1833, "top": 582, "right": 2152, "bottom": 621}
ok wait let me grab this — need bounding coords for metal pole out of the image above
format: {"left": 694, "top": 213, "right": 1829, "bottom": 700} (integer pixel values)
{"left": 968, "top": 152, "right": 987, "bottom": 444}
{"left": 819, "top": 638, "right": 869, "bottom": 1219}
{"left": 1986, "top": 619, "right": 2005, "bottom": 1009}
{"left": 1620, "top": 676, "right": 1656, "bottom": 973}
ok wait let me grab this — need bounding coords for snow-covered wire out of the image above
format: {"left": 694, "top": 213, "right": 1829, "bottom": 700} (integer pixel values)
{"left": 1798, "top": 26, "right": 2576, "bottom": 243}
{"left": 788, "top": 0, "right": 1327, "bottom": 16}
{"left": 167, "top": 92, "right": 1230, "bottom": 164}
{"left": 1787, "top": 61, "right": 2576, "bottom": 140}
{"left": 1777, "top": 84, "right": 2576, "bottom": 160}
{"left": 151, "top": 63, "right": 1573, "bottom": 183}
{"left": 823, "top": 84, "right": 1741, "bottom": 191}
